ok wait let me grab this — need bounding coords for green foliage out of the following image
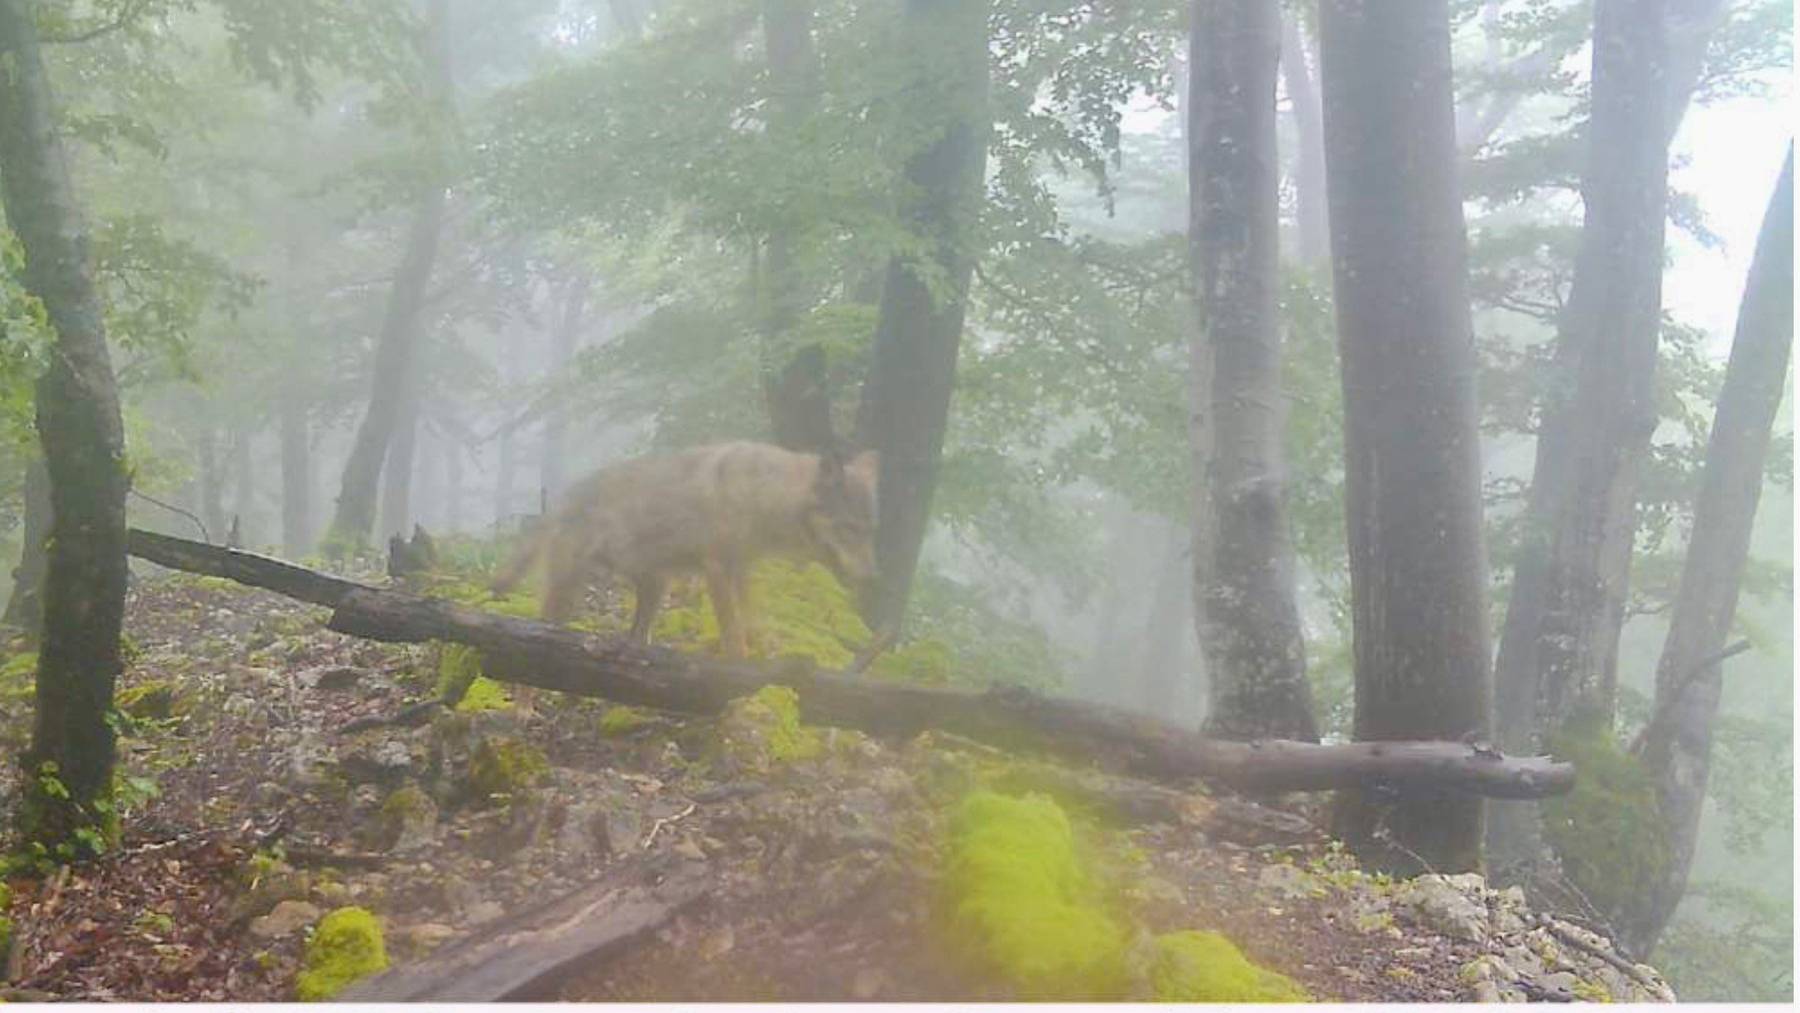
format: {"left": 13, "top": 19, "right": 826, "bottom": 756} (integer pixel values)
{"left": 115, "top": 679, "right": 181, "bottom": 720}
{"left": 295, "top": 905, "right": 388, "bottom": 1001}
{"left": 1541, "top": 715, "right": 1669, "bottom": 920}
{"left": 0, "top": 879, "right": 11, "bottom": 961}
{"left": 434, "top": 643, "right": 511, "bottom": 712}
{"left": 1150, "top": 930, "right": 1310, "bottom": 1003}
{"left": 0, "top": 650, "right": 35, "bottom": 705}
{"left": 1654, "top": 880, "right": 1794, "bottom": 1003}
{"left": 597, "top": 704, "right": 652, "bottom": 737}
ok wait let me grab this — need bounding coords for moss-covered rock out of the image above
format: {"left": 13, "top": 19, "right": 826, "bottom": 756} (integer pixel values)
{"left": 1541, "top": 714, "right": 1668, "bottom": 918}
{"left": 466, "top": 737, "right": 549, "bottom": 805}
{"left": 295, "top": 906, "right": 388, "bottom": 1000}
{"left": 370, "top": 784, "right": 438, "bottom": 851}
{"left": 715, "top": 685, "right": 822, "bottom": 773}
{"left": 1149, "top": 930, "right": 1309, "bottom": 1002}
{"left": 598, "top": 704, "right": 653, "bottom": 737}
{"left": 942, "top": 790, "right": 1130, "bottom": 999}
{"left": 116, "top": 679, "right": 183, "bottom": 720}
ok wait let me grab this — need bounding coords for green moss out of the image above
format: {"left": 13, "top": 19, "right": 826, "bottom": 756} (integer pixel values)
{"left": 1151, "top": 931, "right": 1309, "bottom": 1002}
{"left": 653, "top": 560, "right": 868, "bottom": 665}
{"left": 0, "top": 881, "right": 12, "bottom": 961}
{"left": 0, "top": 651, "right": 35, "bottom": 703}
{"left": 467, "top": 737, "right": 549, "bottom": 804}
{"left": 432, "top": 644, "right": 513, "bottom": 712}
{"left": 456, "top": 677, "right": 513, "bottom": 713}
{"left": 115, "top": 679, "right": 180, "bottom": 720}
{"left": 598, "top": 705, "right": 653, "bottom": 737}
{"left": 870, "top": 637, "right": 955, "bottom": 685}
{"left": 295, "top": 906, "right": 387, "bottom": 1000}
{"left": 1542, "top": 714, "right": 1668, "bottom": 918}
{"left": 718, "top": 685, "right": 822, "bottom": 770}
{"left": 943, "top": 790, "right": 1130, "bottom": 999}
{"left": 1571, "top": 978, "right": 1613, "bottom": 1003}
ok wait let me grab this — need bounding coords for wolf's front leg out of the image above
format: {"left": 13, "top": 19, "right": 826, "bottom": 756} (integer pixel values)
{"left": 628, "top": 573, "right": 666, "bottom": 643}
{"left": 705, "top": 557, "right": 747, "bottom": 659}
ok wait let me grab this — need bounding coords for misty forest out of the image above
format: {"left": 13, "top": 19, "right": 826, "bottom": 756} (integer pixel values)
{"left": 0, "top": 0, "right": 1787, "bottom": 1003}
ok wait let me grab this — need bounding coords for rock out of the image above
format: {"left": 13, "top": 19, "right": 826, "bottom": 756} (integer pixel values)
{"left": 250, "top": 899, "right": 322, "bottom": 939}
{"left": 307, "top": 665, "right": 367, "bottom": 691}
{"left": 1488, "top": 885, "right": 1530, "bottom": 935}
{"left": 698, "top": 925, "right": 735, "bottom": 960}
{"left": 370, "top": 784, "right": 438, "bottom": 852}
{"left": 341, "top": 736, "right": 417, "bottom": 785}
{"left": 1256, "top": 863, "right": 1319, "bottom": 900}
{"left": 394, "top": 921, "right": 457, "bottom": 956}
{"left": 1531, "top": 970, "right": 1580, "bottom": 1001}
{"left": 672, "top": 838, "right": 707, "bottom": 862}
{"left": 1397, "top": 874, "right": 1490, "bottom": 943}
{"left": 851, "top": 967, "right": 886, "bottom": 1000}
{"left": 464, "top": 901, "right": 506, "bottom": 926}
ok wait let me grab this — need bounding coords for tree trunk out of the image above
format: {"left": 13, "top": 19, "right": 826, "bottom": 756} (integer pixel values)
{"left": 197, "top": 426, "right": 226, "bottom": 541}
{"left": 231, "top": 425, "right": 255, "bottom": 548}
{"left": 327, "top": 0, "right": 451, "bottom": 549}
{"left": 1488, "top": 0, "right": 1671, "bottom": 873}
{"left": 279, "top": 392, "right": 312, "bottom": 558}
{"left": 1318, "top": 0, "right": 1493, "bottom": 873}
{"left": 540, "top": 275, "right": 588, "bottom": 504}
{"left": 444, "top": 422, "right": 463, "bottom": 534}
{"left": 854, "top": 0, "right": 991, "bottom": 633}
{"left": 1278, "top": 14, "right": 1329, "bottom": 266}
{"left": 380, "top": 378, "right": 420, "bottom": 542}
{"left": 495, "top": 343, "right": 518, "bottom": 530}
{"left": 2, "top": 454, "right": 49, "bottom": 637}
{"left": 1189, "top": 0, "right": 1317, "bottom": 745}
{"left": 0, "top": 0, "right": 131, "bottom": 851}
{"left": 1621, "top": 148, "right": 1792, "bottom": 958}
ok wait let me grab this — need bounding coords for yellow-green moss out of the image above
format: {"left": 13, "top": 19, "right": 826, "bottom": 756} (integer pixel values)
{"left": 295, "top": 906, "right": 387, "bottom": 1000}
{"left": 1542, "top": 714, "right": 1668, "bottom": 918}
{"left": 598, "top": 704, "right": 653, "bottom": 737}
{"left": 1571, "top": 978, "right": 1613, "bottom": 1003}
{"left": 0, "top": 881, "right": 12, "bottom": 961}
{"left": 467, "top": 737, "right": 549, "bottom": 803}
{"left": 943, "top": 790, "right": 1130, "bottom": 999}
{"left": 0, "top": 651, "right": 35, "bottom": 703}
{"left": 431, "top": 643, "right": 514, "bottom": 712}
{"left": 116, "top": 679, "right": 181, "bottom": 720}
{"left": 718, "top": 685, "right": 822, "bottom": 770}
{"left": 1150, "top": 930, "right": 1309, "bottom": 1002}
{"left": 653, "top": 560, "right": 868, "bottom": 665}
{"left": 456, "top": 677, "right": 513, "bottom": 713}
{"left": 870, "top": 637, "right": 955, "bottom": 685}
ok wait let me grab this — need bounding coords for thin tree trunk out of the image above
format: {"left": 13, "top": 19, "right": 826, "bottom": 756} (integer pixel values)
{"left": 1319, "top": 0, "right": 1493, "bottom": 873}
{"left": 0, "top": 0, "right": 131, "bottom": 850}
{"left": 540, "top": 275, "right": 588, "bottom": 504}
{"left": 380, "top": 378, "right": 420, "bottom": 542}
{"left": 855, "top": 0, "right": 991, "bottom": 633}
{"left": 279, "top": 392, "right": 312, "bottom": 558}
{"left": 1189, "top": 0, "right": 1317, "bottom": 743}
{"left": 1621, "top": 148, "right": 1793, "bottom": 958}
{"left": 444, "top": 425, "right": 463, "bottom": 534}
{"left": 198, "top": 426, "right": 226, "bottom": 541}
{"left": 1489, "top": 0, "right": 1671, "bottom": 873}
{"left": 327, "top": 0, "right": 451, "bottom": 549}
{"left": 231, "top": 425, "right": 255, "bottom": 547}
{"left": 2, "top": 455, "right": 49, "bottom": 637}
{"left": 496, "top": 352, "right": 518, "bottom": 530}
{"left": 1279, "top": 15, "right": 1329, "bottom": 266}
{"left": 758, "top": 0, "right": 829, "bottom": 451}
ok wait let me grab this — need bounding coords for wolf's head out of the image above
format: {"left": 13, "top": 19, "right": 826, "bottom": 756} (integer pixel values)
{"left": 805, "top": 448, "right": 879, "bottom": 587}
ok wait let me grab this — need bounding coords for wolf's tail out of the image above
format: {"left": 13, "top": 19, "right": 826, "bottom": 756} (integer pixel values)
{"left": 490, "top": 522, "right": 549, "bottom": 595}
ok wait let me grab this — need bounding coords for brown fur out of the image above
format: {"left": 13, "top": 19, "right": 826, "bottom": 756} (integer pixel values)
{"left": 492, "top": 441, "right": 878, "bottom": 660}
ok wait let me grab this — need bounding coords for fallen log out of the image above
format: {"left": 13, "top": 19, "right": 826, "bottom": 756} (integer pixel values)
{"left": 126, "top": 529, "right": 1575, "bottom": 799}
{"left": 336, "top": 859, "right": 708, "bottom": 1001}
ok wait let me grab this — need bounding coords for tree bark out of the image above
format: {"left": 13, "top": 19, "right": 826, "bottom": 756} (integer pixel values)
{"left": 327, "top": 0, "right": 451, "bottom": 549}
{"left": 0, "top": 0, "right": 131, "bottom": 850}
{"left": 2, "top": 454, "right": 49, "bottom": 636}
{"left": 379, "top": 373, "right": 420, "bottom": 542}
{"left": 1489, "top": 0, "right": 1671, "bottom": 873}
{"left": 540, "top": 275, "right": 588, "bottom": 504}
{"left": 854, "top": 0, "right": 991, "bottom": 633}
{"left": 495, "top": 341, "right": 518, "bottom": 530}
{"left": 279, "top": 391, "right": 312, "bottom": 558}
{"left": 444, "top": 420, "right": 463, "bottom": 534}
{"left": 1278, "top": 14, "right": 1329, "bottom": 266}
{"left": 124, "top": 527, "right": 1577, "bottom": 801}
{"left": 1318, "top": 0, "right": 1493, "bottom": 873}
{"left": 1620, "top": 147, "right": 1792, "bottom": 958}
{"left": 197, "top": 425, "right": 226, "bottom": 541}
{"left": 231, "top": 425, "right": 255, "bottom": 548}
{"left": 1189, "top": 0, "right": 1317, "bottom": 745}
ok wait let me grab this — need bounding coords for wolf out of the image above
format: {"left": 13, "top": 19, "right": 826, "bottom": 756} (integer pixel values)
{"left": 492, "top": 441, "right": 878, "bottom": 660}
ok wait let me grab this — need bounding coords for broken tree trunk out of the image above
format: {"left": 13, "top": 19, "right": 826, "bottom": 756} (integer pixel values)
{"left": 125, "top": 529, "right": 1574, "bottom": 800}
{"left": 336, "top": 857, "right": 707, "bottom": 1001}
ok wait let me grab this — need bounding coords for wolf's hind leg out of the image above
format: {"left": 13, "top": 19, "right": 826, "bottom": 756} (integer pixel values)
{"left": 628, "top": 573, "right": 666, "bottom": 643}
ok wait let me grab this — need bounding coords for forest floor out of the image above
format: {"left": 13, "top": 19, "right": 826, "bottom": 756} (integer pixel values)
{"left": 0, "top": 569, "right": 1676, "bottom": 1002}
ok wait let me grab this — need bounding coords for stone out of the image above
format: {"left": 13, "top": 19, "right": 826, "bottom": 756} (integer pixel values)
{"left": 1256, "top": 863, "right": 1319, "bottom": 899}
{"left": 310, "top": 665, "right": 366, "bottom": 690}
{"left": 395, "top": 921, "right": 458, "bottom": 955}
{"left": 851, "top": 967, "right": 886, "bottom": 1000}
{"left": 1397, "top": 874, "right": 1490, "bottom": 943}
{"left": 250, "top": 899, "right": 321, "bottom": 939}
{"left": 464, "top": 901, "right": 506, "bottom": 926}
